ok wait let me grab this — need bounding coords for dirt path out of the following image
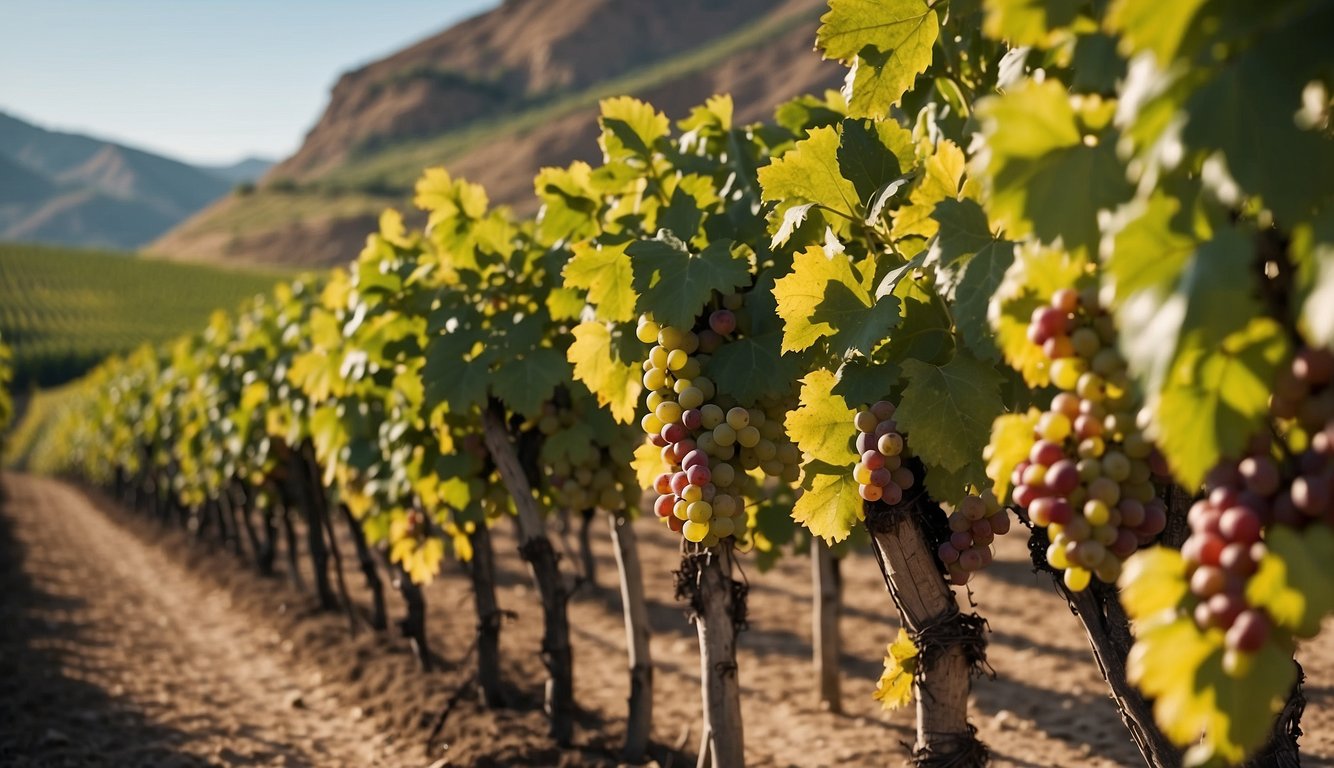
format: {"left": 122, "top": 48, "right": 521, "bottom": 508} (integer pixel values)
{"left": 2, "top": 470, "right": 1331, "bottom": 767}
{"left": 0, "top": 473, "right": 399, "bottom": 768}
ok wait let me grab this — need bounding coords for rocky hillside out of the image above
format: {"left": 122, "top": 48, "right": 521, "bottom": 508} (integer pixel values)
{"left": 0, "top": 112, "right": 273, "bottom": 250}
{"left": 154, "top": 0, "right": 842, "bottom": 267}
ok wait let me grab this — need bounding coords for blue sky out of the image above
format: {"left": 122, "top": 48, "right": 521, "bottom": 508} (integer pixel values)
{"left": 0, "top": 0, "right": 498, "bottom": 165}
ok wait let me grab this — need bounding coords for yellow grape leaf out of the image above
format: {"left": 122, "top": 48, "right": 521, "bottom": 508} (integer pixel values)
{"left": 414, "top": 167, "right": 489, "bottom": 227}
{"left": 1118, "top": 546, "right": 1190, "bottom": 621}
{"left": 985, "top": 409, "right": 1039, "bottom": 501}
{"left": 873, "top": 628, "right": 918, "bottom": 711}
{"left": 786, "top": 369, "right": 858, "bottom": 466}
{"left": 568, "top": 321, "right": 642, "bottom": 424}
{"left": 563, "top": 240, "right": 637, "bottom": 323}
{"left": 632, "top": 440, "right": 668, "bottom": 490}
{"left": 892, "top": 139, "right": 967, "bottom": 240}
{"left": 793, "top": 472, "right": 864, "bottom": 544}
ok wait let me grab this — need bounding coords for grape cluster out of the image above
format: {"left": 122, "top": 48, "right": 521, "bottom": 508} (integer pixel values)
{"left": 938, "top": 491, "right": 1011, "bottom": 585}
{"left": 852, "top": 400, "right": 915, "bottom": 504}
{"left": 1179, "top": 346, "right": 1334, "bottom": 667}
{"left": 536, "top": 402, "right": 641, "bottom": 513}
{"left": 640, "top": 296, "right": 802, "bottom": 545}
{"left": 1011, "top": 288, "right": 1167, "bottom": 591}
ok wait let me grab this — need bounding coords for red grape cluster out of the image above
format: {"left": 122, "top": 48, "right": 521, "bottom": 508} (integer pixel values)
{"left": 641, "top": 295, "right": 802, "bottom": 545}
{"left": 938, "top": 491, "right": 1011, "bottom": 585}
{"left": 1011, "top": 288, "right": 1167, "bottom": 591}
{"left": 853, "top": 400, "right": 915, "bottom": 504}
{"left": 1180, "top": 346, "right": 1334, "bottom": 669}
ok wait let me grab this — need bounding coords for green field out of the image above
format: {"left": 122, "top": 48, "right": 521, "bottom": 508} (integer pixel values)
{"left": 0, "top": 243, "right": 287, "bottom": 388}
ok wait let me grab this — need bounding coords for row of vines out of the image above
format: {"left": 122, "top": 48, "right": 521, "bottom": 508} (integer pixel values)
{"left": 15, "top": 0, "right": 1334, "bottom": 765}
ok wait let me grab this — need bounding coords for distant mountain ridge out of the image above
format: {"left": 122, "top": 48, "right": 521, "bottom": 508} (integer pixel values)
{"left": 154, "top": 0, "right": 842, "bottom": 267}
{"left": 0, "top": 111, "right": 273, "bottom": 250}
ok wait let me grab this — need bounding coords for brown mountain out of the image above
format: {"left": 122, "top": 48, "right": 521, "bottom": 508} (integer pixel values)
{"left": 154, "top": 0, "right": 842, "bottom": 268}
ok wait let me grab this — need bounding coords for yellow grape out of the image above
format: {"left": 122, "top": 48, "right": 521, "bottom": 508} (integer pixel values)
{"left": 712, "top": 463, "right": 736, "bottom": 487}
{"left": 710, "top": 516, "right": 735, "bottom": 538}
{"left": 674, "top": 500, "right": 689, "bottom": 520}
{"left": 682, "top": 484, "right": 703, "bottom": 503}
{"left": 649, "top": 346, "right": 669, "bottom": 369}
{"left": 1064, "top": 567, "right": 1091, "bottom": 592}
{"left": 636, "top": 319, "right": 660, "bottom": 344}
{"left": 853, "top": 463, "right": 873, "bottom": 484}
{"left": 679, "top": 386, "right": 705, "bottom": 410}
{"left": 659, "top": 326, "right": 690, "bottom": 351}
{"left": 646, "top": 391, "right": 666, "bottom": 411}
{"left": 656, "top": 401, "right": 683, "bottom": 424}
{"left": 726, "top": 407, "right": 749, "bottom": 430}
{"left": 737, "top": 426, "right": 761, "bottom": 448}
{"left": 1050, "top": 358, "right": 1085, "bottom": 390}
{"left": 666, "top": 349, "right": 689, "bottom": 371}
{"left": 644, "top": 368, "right": 667, "bottom": 390}
{"left": 641, "top": 413, "right": 663, "bottom": 435}
{"left": 687, "top": 501, "right": 713, "bottom": 523}
{"left": 683, "top": 520, "right": 708, "bottom": 543}
{"left": 754, "top": 440, "right": 776, "bottom": 461}
{"left": 700, "top": 404, "right": 725, "bottom": 429}
{"left": 713, "top": 423, "right": 737, "bottom": 446}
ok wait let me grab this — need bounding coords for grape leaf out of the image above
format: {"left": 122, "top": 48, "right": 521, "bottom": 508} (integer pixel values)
{"left": 897, "top": 353, "right": 1005, "bottom": 473}
{"left": 599, "top": 96, "right": 669, "bottom": 163}
{"left": 562, "top": 240, "right": 636, "bottom": 323}
{"left": 892, "top": 139, "right": 967, "bottom": 240}
{"left": 758, "top": 126, "right": 859, "bottom": 223}
{"left": 629, "top": 236, "right": 749, "bottom": 331}
{"left": 1246, "top": 525, "right": 1334, "bottom": 639}
{"left": 977, "top": 80, "right": 1132, "bottom": 255}
{"left": 982, "top": 0, "right": 1083, "bottom": 48}
{"left": 1107, "top": 192, "right": 1201, "bottom": 303}
{"left": 1118, "top": 546, "right": 1190, "bottom": 620}
{"left": 567, "top": 322, "right": 642, "bottom": 424}
{"left": 414, "top": 167, "right": 489, "bottom": 227}
{"left": 1155, "top": 317, "right": 1287, "bottom": 489}
{"left": 535, "top": 162, "right": 599, "bottom": 244}
{"left": 873, "top": 628, "right": 918, "bottom": 711}
{"left": 837, "top": 118, "right": 906, "bottom": 201}
{"left": 786, "top": 369, "right": 858, "bottom": 466}
{"left": 773, "top": 246, "right": 901, "bottom": 355}
{"left": 1106, "top": 0, "right": 1210, "bottom": 65}
{"left": 985, "top": 409, "right": 1039, "bottom": 502}
{"left": 818, "top": 0, "right": 940, "bottom": 118}
{"left": 493, "top": 347, "right": 570, "bottom": 419}
{"left": 793, "top": 470, "right": 864, "bottom": 544}
{"left": 953, "top": 239, "right": 1015, "bottom": 362}
{"left": 632, "top": 440, "right": 668, "bottom": 490}
{"left": 991, "top": 244, "right": 1087, "bottom": 387}
{"left": 707, "top": 330, "right": 802, "bottom": 405}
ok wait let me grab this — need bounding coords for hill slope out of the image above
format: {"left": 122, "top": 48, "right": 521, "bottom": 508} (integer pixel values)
{"left": 154, "top": 0, "right": 841, "bottom": 268}
{"left": 0, "top": 112, "right": 271, "bottom": 250}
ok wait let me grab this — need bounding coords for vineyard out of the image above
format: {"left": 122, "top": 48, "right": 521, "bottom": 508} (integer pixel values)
{"left": 5, "top": 0, "right": 1334, "bottom": 767}
{"left": 0, "top": 243, "right": 284, "bottom": 388}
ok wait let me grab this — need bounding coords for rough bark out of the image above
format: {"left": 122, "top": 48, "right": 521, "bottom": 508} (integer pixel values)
{"left": 383, "top": 553, "right": 432, "bottom": 672}
{"left": 865, "top": 498, "right": 985, "bottom": 767}
{"left": 687, "top": 545, "right": 745, "bottom": 768}
{"left": 481, "top": 401, "right": 574, "bottom": 744}
{"left": 578, "top": 508, "right": 598, "bottom": 588}
{"left": 610, "top": 512, "right": 653, "bottom": 762}
{"left": 340, "top": 503, "right": 387, "bottom": 631}
{"left": 813, "top": 539, "right": 842, "bottom": 714}
{"left": 468, "top": 522, "right": 505, "bottom": 708}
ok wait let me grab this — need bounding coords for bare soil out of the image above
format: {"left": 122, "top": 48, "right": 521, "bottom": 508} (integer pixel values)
{"left": 2, "top": 472, "right": 1331, "bottom": 767}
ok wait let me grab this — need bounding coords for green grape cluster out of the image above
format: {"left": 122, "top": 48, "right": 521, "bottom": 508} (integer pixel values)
{"left": 1009, "top": 288, "right": 1168, "bottom": 591}
{"left": 640, "top": 294, "right": 801, "bottom": 544}
{"left": 532, "top": 401, "right": 641, "bottom": 513}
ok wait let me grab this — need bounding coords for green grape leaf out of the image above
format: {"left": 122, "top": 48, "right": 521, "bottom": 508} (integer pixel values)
{"left": 629, "top": 236, "right": 750, "bottom": 331}
{"left": 541, "top": 421, "right": 599, "bottom": 466}
{"left": 568, "top": 322, "right": 642, "bottom": 424}
{"left": 423, "top": 334, "right": 490, "bottom": 415}
{"left": 1155, "top": 317, "right": 1287, "bottom": 489}
{"left": 493, "top": 347, "right": 570, "bottom": 419}
{"left": 786, "top": 369, "right": 858, "bottom": 466}
{"left": 818, "top": 0, "right": 940, "bottom": 117}
{"left": 414, "top": 167, "right": 489, "bottom": 228}
{"left": 1107, "top": 192, "right": 1201, "bottom": 304}
{"left": 930, "top": 198, "right": 997, "bottom": 267}
{"left": 953, "top": 239, "right": 1015, "bottom": 362}
{"left": 599, "top": 96, "right": 670, "bottom": 163}
{"left": 773, "top": 247, "right": 901, "bottom": 356}
{"left": 759, "top": 126, "right": 859, "bottom": 222}
{"left": 546, "top": 286, "right": 587, "bottom": 322}
{"left": 897, "top": 353, "right": 1005, "bottom": 473}
{"left": 837, "top": 118, "right": 906, "bottom": 202}
{"left": 563, "top": 240, "right": 636, "bottom": 323}
{"left": 982, "top": 0, "right": 1083, "bottom": 47}
{"left": 1106, "top": 0, "right": 1210, "bottom": 65}
{"left": 977, "top": 80, "right": 1132, "bottom": 255}
{"left": 832, "top": 360, "right": 899, "bottom": 406}
{"left": 1246, "top": 525, "right": 1334, "bottom": 639}
{"left": 707, "top": 330, "right": 802, "bottom": 405}
{"left": 892, "top": 139, "right": 967, "bottom": 240}
{"left": 793, "top": 468, "right": 865, "bottom": 544}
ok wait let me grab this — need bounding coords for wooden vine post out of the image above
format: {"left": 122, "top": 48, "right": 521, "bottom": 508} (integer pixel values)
{"left": 812, "top": 539, "right": 842, "bottom": 713}
{"left": 482, "top": 400, "right": 574, "bottom": 744}
{"left": 865, "top": 490, "right": 987, "bottom": 767}
{"left": 609, "top": 512, "right": 653, "bottom": 762}
{"left": 467, "top": 522, "right": 505, "bottom": 707}
{"left": 678, "top": 543, "right": 745, "bottom": 768}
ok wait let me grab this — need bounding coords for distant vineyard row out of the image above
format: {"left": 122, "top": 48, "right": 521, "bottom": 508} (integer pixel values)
{"left": 0, "top": 243, "right": 284, "bottom": 388}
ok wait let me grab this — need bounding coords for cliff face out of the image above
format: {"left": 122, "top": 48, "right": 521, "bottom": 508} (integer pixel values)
{"left": 272, "top": 0, "right": 786, "bottom": 180}
{"left": 154, "top": 0, "right": 843, "bottom": 267}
